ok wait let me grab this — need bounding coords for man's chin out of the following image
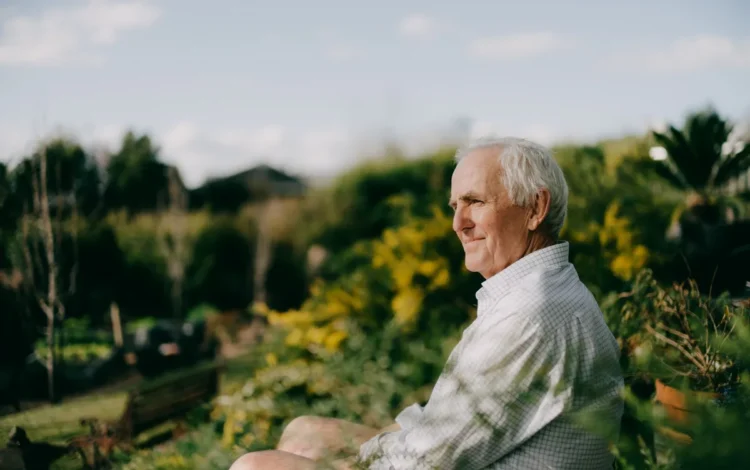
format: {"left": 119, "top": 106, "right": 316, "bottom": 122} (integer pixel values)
{"left": 463, "top": 258, "right": 483, "bottom": 273}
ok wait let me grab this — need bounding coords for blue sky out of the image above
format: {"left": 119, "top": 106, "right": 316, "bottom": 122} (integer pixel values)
{"left": 1, "top": 0, "right": 749, "bottom": 187}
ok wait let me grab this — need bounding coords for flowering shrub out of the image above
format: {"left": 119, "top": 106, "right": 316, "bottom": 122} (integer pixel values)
{"left": 255, "top": 202, "right": 475, "bottom": 354}
{"left": 214, "top": 203, "right": 476, "bottom": 449}
{"left": 565, "top": 200, "right": 652, "bottom": 297}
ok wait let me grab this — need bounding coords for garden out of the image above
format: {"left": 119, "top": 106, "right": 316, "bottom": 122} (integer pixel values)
{"left": 0, "top": 107, "right": 749, "bottom": 469}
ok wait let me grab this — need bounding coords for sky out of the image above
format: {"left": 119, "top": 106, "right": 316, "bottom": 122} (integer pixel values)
{"left": 1, "top": 0, "right": 749, "bottom": 188}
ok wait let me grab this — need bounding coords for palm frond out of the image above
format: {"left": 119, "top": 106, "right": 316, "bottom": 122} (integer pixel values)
{"left": 713, "top": 145, "right": 750, "bottom": 188}
{"left": 686, "top": 111, "right": 731, "bottom": 179}
{"left": 638, "top": 158, "right": 688, "bottom": 190}
{"left": 653, "top": 126, "right": 709, "bottom": 190}
{"left": 652, "top": 109, "right": 743, "bottom": 194}
{"left": 736, "top": 190, "right": 750, "bottom": 203}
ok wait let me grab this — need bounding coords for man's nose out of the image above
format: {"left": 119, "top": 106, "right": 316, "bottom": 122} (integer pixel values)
{"left": 452, "top": 206, "right": 473, "bottom": 234}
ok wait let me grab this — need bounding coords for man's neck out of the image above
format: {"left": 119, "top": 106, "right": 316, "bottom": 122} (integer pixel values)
{"left": 523, "top": 232, "right": 554, "bottom": 257}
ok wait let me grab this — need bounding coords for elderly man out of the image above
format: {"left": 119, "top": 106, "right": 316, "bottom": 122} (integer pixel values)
{"left": 231, "top": 137, "right": 624, "bottom": 469}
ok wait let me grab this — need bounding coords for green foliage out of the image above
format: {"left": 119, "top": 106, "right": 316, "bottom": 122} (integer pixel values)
{"left": 648, "top": 107, "right": 750, "bottom": 194}
{"left": 186, "top": 303, "right": 220, "bottom": 322}
{"left": 608, "top": 270, "right": 748, "bottom": 390}
{"left": 125, "top": 316, "right": 158, "bottom": 334}
{"left": 103, "top": 131, "right": 174, "bottom": 213}
{"left": 3, "top": 112, "right": 750, "bottom": 469}
{"left": 611, "top": 303, "right": 750, "bottom": 469}
{"left": 213, "top": 198, "right": 474, "bottom": 453}
{"left": 264, "top": 239, "right": 309, "bottom": 312}
{"left": 303, "top": 148, "right": 457, "bottom": 260}
{"left": 185, "top": 216, "right": 255, "bottom": 312}
{"left": 71, "top": 221, "right": 125, "bottom": 324}
{"left": 556, "top": 143, "right": 678, "bottom": 297}
{"left": 8, "top": 137, "right": 102, "bottom": 218}
{"left": 35, "top": 341, "right": 112, "bottom": 365}
{"left": 0, "top": 160, "right": 14, "bottom": 234}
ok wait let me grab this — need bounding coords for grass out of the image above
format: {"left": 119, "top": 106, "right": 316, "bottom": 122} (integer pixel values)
{"left": 0, "top": 352, "right": 260, "bottom": 468}
{"left": 0, "top": 392, "right": 127, "bottom": 444}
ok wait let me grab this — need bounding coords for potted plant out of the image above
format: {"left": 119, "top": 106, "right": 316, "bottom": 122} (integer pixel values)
{"left": 633, "top": 275, "right": 746, "bottom": 447}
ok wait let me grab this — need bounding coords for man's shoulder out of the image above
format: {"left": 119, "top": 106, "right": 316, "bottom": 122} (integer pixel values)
{"left": 509, "top": 263, "right": 599, "bottom": 315}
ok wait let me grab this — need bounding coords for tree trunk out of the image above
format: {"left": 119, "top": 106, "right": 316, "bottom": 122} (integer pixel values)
{"left": 172, "top": 279, "right": 183, "bottom": 339}
{"left": 57, "top": 316, "right": 65, "bottom": 400}
{"left": 46, "top": 316, "right": 56, "bottom": 403}
{"left": 111, "top": 303, "right": 124, "bottom": 348}
{"left": 253, "top": 199, "right": 273, "bottom": 307}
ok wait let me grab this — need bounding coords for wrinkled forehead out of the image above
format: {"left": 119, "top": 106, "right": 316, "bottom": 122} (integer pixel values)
{"left": 451, "top": 147, "right": 502, "bottom": 196}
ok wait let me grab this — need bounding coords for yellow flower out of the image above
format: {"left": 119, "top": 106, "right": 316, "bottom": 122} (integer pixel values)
{"left": 324, "top": 330, "right": 348, "bottom": 351}
{"left": 285, "top": 328, "right": 304, "bottom": 347}
{"left": 392, "top": 263, "right": 416, "bottom": 290}
{"left": 265, "top": 353, "right": 278, "bottom": 366}
{"left": 430, "top": 267, "right": 450, "bottom": 289}
{"left": 241, "top": 433, "right": 255, "bottom": 447}
{"left": 392, "top": 287, "right": 424, "bottom": 327}
{"left": 610, "top": 254, "right": 633, "bottom": 280}
{"left": 615, "top": 231, "right": 634, "bottom": 252}
{"left": 383, "top": 229, "right": 399, "bottom": 249}
{"left": 252, "top": 301, "right": 270, "bottom": 316}
{"left": 306, "top": 326, "right": 328, "bottom": 345}
{"left": 418, "top": 260, "right": 440, "bottom": 277}
{"left": 267, "top": 312, "right": 283, "bottom": 326}
{"left": 222, "top": 412, "right": 235, "bottom": 448}
{"left": 632, "top": 244, "right": 649, "bottom": 268}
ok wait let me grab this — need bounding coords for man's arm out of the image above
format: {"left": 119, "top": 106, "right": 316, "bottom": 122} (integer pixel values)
{"left": 377, "top": 422, "right": 401, "bottom": 434}
{"left": 358, "top": 317, "right": 572, "bottom": 470}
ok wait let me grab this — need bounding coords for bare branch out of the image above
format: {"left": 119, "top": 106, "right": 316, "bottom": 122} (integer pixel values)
{"left": 646, "top": 324, "right": 706, "bottom": 372}
{"left": 157, "top": 166, "right": 188, "bottom": 326}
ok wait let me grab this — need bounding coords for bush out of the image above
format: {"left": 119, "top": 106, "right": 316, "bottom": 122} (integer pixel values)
{"left": 185, "top": 216, "right": 255, "bottom": 312}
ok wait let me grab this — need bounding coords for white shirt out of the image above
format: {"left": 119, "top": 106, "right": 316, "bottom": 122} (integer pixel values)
{"left": 358, "top": 242, "right": 624, "bottom": 469}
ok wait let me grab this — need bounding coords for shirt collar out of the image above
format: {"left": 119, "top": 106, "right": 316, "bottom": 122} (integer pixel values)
{"left": 475, "top": 241, "right": 570, "bottom": 305}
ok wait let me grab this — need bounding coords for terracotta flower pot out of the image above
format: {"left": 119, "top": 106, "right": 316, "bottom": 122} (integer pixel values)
{"left": 654, "top": 379, "right": 718, "bottom": 445}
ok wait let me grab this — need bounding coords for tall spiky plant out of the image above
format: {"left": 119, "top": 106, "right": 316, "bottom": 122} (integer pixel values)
{"left": 651, "top": 109, "right": 750, "bottom": 296}
{"left": 650, "top": 108, "right": 750, "bottom": 214}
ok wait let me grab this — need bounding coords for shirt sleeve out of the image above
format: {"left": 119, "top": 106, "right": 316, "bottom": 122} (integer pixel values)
{"left": 358, "top": 315, "right": 574, "bottom": 470}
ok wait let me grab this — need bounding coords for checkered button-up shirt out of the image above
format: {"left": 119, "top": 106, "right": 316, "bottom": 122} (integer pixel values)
{"left": 359, "top": 242, "right": 624, "bottom": 469}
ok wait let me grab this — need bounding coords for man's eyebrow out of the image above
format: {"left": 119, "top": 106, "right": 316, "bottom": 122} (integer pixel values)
{"left": 449, "top": 192, "right": 483, "bottom": 206}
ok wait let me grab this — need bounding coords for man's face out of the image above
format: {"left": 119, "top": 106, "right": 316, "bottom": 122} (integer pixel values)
{"left": 450, "top": 148, "right": 532, "bottom": 279}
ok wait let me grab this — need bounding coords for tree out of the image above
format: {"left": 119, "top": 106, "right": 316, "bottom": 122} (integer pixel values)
{"left": 10, "top": 138, "right": 102, "bottom": 219}
{"left": 647, "top": 107, "right": 750, "bottom": 219}
{"left": 0, "top": 161, "right": 17, "bottom": 239}
{"left": 0, "top": 162, "right": 31, "bottom": 409}
{"left": 185, "top": 218, "right": 254, "bottom": 313}
{"left": 15, "top": 141, "right": 80, "bottom": 403}
{"left": 103, "top": 131, "right": 170, "bottom": 214}
{"left": 157, "top": 166, "right": 189, "bottom": 332}
{"left": 647, "top": 108, "right": 750, "bottom": 295}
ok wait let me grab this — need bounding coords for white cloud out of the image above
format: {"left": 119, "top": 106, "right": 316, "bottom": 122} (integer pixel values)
{"left": 398, "top": 14, "right": 440, "bottom": 39}
{"left": 468, "top": 32, "right": 573, "bottom": 60}
{"left": 0, "top": 120, "right": 582, "bottom": 189}
{"left": 0, "top": 121, "right": 361, "bottom": 187}
{"left": 610, "top": 35, "right": 750, "bottom": 73}
{"left": 0, "top": 0, "right": 161, "bottom": 66}
{"left": 158, "top": 123, "right": 357, "bottom": 187}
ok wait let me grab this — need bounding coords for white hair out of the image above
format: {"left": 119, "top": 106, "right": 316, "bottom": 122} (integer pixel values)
{"left": 454, "top": 136, "right": 569, "bottom": 239}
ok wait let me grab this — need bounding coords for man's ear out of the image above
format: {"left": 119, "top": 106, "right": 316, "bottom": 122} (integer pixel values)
{"left": 527, "top": 189, "right": 551, "bottom": 232}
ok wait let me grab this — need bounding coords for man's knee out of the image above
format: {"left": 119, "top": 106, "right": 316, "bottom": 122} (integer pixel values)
{"left": 276, "top": 415, "right": 380, "bottom": 462}
{"left": 279, "top": 415, "right": 329, "bottom": 444}
{"left": 229, "top": 451, "right": 272, "bottom": 470}
{"left": 277, "top": 415, "right": 334, "bottom": 459}
{"left": 283, "top": 415, "right": 326, "bottom": 435}
{"left": 229, "top": 450, "right": 316, "bottom": 470}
